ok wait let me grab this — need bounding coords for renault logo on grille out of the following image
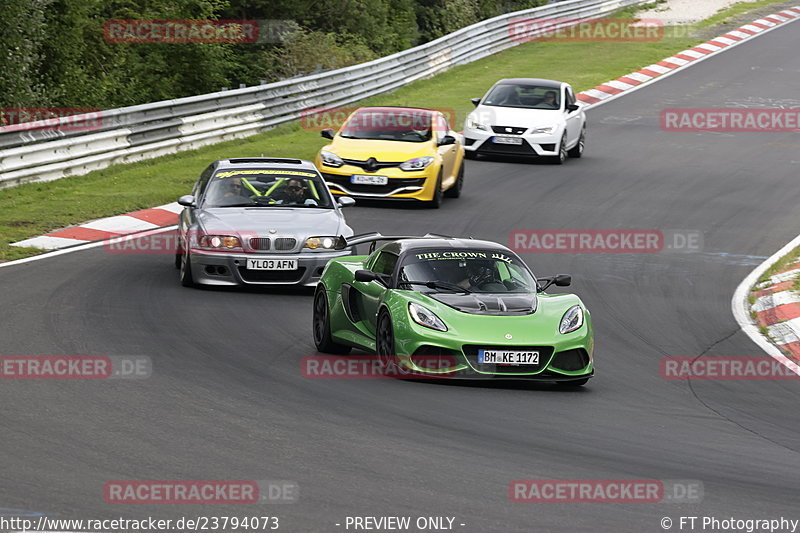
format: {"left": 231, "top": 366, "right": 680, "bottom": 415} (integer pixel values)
{"left": 365, "top": 157, "right": 379, "bottom": 172}
{"left": 505, "top": 127, "right": 512, "bottom": 133}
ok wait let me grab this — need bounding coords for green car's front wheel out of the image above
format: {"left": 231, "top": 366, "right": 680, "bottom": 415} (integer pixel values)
{"left": 313, "top": 288, "right": 351, "bottom": 355}
{"left": 376, "top": 310, "right": 398, "bottom": 371}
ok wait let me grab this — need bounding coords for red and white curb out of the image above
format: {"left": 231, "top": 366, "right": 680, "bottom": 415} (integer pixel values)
{"left": 577, "top": 6, "right": 800, "bottom": 107}
{"left": 751, "top": 260, "right": 800, "bottom": 360}
{"left": 733, "top": 235, "right": 800, "bottom": 376}
{"left": 11, "top": 202, "right": 181, "bottom": 250}
{"left": 9, "top": 7, "right": 800, "bottom": 252}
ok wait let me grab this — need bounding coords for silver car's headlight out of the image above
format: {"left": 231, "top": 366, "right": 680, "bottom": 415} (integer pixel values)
{"left": 399, "top": 156, "right": 434, "bottom": 171}
{"left": 305, "top": 236, "right": 344, "bottom": 250}
{"left": 559, "top": 305, "right": 584, "bottom": 334}
{"left": 198, "top": 235, "right": 242, "bottom": 250}
{"left": 531, "top": 126, "right": 555, "bottom": 135}
{"left": 320, "top": 150, "right": 344, "bottom": 168}
{"left": 408, "top": 302, "right": 447, "bottom": 332}
{"left": 467, "top": 117, "right": 489, "bottom": 131}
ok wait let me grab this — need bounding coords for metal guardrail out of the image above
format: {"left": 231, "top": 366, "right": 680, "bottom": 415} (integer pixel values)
{"left": 0, "top": 0, "right": 646, "bottom": 188}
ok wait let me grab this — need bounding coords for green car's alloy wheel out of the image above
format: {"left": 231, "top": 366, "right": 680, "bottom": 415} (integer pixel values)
{"left": 444, "top": 160, "right": 464, "bottom": 198}
{"left": 313, "top": 288, "right": 351, "bottom": 354}
{"left": 376, "top": 310, "right": 397, "bottom": 370}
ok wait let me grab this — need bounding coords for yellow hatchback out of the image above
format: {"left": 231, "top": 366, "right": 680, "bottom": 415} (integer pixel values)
{"left": 314, "top": 107, "right": 465, "bottom": 208}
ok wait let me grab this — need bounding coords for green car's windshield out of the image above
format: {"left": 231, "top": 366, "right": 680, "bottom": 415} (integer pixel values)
{"left": 398, "top": 249, "right": 537, "bottom": 294}
{"left": 203, "top": 169, "right": 334, "bottom": 208}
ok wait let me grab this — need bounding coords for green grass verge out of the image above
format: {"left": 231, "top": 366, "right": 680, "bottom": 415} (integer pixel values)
{"left": 694, "top": 0, "right": 793, "bottom": 29}
{"left": 0, "top": 14, "right": 738, "bottom": 262}
{"left": 757, "top": 247, "right": 800, "bottom": 285}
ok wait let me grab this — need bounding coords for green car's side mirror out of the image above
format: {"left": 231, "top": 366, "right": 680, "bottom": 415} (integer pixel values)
{"left": 554, "top": 274, "right": 572, "bottom": 286}
{"left": 355, "top": 270, "right": 379, "bottom": 283}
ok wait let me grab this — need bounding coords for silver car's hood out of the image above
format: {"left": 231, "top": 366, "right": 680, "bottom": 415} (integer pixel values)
{"left": 197, "top": 207, "right": 350, "bottom": 238}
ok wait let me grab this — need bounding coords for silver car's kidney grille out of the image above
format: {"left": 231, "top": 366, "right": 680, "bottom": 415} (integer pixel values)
{"left": 274, "top": 238, "right": 297, "bottom": 251}
{"left": 250, "top": 238, "right": 271, "bottom": 251}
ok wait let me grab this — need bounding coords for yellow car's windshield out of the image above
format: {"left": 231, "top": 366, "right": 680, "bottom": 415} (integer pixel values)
{"left": 339, "top": 109, "right": 432, "bottom": 142}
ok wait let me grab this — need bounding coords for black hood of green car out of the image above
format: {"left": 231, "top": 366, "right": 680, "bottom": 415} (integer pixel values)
{"left": 428, "top": 293, "right": 537, "bottom": 316}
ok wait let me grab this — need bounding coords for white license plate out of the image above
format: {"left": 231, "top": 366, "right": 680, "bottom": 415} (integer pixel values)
{"left": 492, "top": 136, "right": 523, "bottom": 145}
{"left": 246, "top": 259, "right": 298, "bottom": 270}
{"left": 478, "top": 350, "right": 539, "bottom": 365}
{"left": 351, "top": 175, "right": 388, "bottom": 186}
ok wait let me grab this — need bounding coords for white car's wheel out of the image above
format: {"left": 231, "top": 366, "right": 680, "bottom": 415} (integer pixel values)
{"left": 552, "top": 133, "right": 568, "bottom": 165}
{"left": 568, "top": 127, "right": 586, "bottom": 158}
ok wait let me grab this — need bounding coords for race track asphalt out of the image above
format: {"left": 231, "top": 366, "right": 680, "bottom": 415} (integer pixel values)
{"left": 1, "top": 20, "right": 799, "bottom": 533}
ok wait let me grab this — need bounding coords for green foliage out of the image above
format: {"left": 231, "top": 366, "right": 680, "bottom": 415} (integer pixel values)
{"left": 0, "top": 0, "right": 551, "bottom": 110}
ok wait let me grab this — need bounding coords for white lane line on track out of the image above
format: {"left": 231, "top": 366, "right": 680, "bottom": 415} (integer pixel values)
{"left": 732, "top": 234, "right": 800, "bottom": 377}
{"left": 0, "top": 226, "right": 177, "bottom": 269}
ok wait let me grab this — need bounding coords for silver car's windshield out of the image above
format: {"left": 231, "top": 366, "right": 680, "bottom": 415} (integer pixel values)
{"left": 482, "top": 84, "right": 561, "bottom": 110}
{"left": 399, "top": 249, "right": 537, "bottom": 294}
{"left": 204, "top": 169, "right": 334, "bottom": 208}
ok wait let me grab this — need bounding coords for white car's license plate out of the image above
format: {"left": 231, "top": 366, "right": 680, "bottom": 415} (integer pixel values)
{"left": 246, "top": 259, "right": 298, "bottom": 270}
{"left": 478, "top": 350, "right": 539, "bottom": 365}
{"left": 351, "top": 175, "right": 388, "bottom": 186}
{"left": 492, "top": 136, "right": 523, "bottom": 145}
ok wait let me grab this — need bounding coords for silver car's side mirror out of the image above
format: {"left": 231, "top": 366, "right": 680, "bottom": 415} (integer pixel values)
{"left": 178, "top": 195, "right": 196, "bottom": 207}
{"left": 337, "top": 196, "right": 356, "bottom": 208}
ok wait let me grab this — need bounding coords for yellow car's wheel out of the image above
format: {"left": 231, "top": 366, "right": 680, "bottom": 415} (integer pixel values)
{"left": 444, "top": 161, "right": 464, "bottom": 199}
{"left": 428, "top": 171, "right": 443, "bottom": 209}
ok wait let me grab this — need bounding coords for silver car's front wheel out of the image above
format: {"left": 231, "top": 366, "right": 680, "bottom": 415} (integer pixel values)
{"left": 179, "top": 250, "right": 195, "bottom": 287}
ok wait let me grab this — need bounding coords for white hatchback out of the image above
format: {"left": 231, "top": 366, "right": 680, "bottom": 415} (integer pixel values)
{"left": 463, "top": 78, "right": 586, "bottom": 164}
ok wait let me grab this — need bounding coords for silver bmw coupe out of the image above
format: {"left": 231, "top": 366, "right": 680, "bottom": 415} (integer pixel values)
{"left": 176, "top": 157, "right": 355, "bottom": 287}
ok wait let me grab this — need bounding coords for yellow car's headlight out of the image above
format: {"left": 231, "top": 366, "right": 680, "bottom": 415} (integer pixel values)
{"left": 399, "top": 156, "right": 434, "bottom": 171}
{"left": 320, "top": 150, "right": 344, "bottom": 168}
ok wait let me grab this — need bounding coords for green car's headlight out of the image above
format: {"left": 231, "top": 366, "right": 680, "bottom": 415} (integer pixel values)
{"left": 559, "top": 305, "right": 584, "bottom": 334}
{"left": 408, "top": 302, "right": 448, "bottom": 332}
{"left": 399, "top": 156, "right": 434, "bottom": 171}
{"left": 320, "top": 150, "right": 343, "bottom": 168}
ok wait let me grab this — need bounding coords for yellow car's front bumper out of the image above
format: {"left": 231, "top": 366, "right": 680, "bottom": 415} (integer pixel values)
{"left": 317, "top": 162, "right": 439, "bottom": 201}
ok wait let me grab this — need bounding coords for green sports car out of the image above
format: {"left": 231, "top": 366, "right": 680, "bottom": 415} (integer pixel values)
{"left": 312, "top": 234, "right": 594, "bottom": 385}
